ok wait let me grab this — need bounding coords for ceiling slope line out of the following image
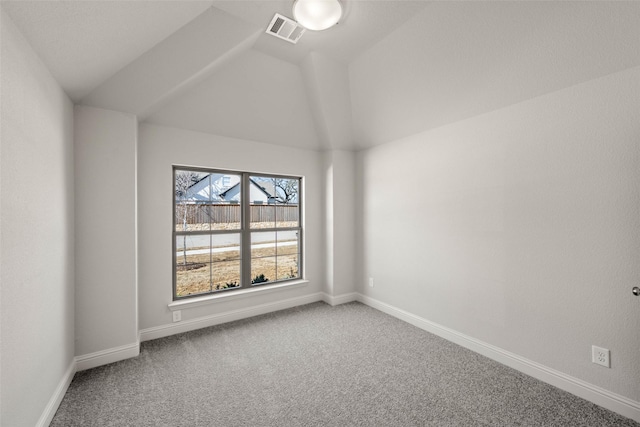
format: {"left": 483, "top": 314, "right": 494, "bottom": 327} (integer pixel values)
{"left": 80, "top": 7, "right": 261, "bottom": 117}
{"left": 300, "top": 52, "right": 354, "bottom": 151}
{"left": 138, "top": 31, "right": 261, "bottom": 121}
{"left": 301, "top": 53, "right": 331, "bottom": 150}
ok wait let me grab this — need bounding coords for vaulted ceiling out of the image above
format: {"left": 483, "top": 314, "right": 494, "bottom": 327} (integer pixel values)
{"left": 3, "top": 1, "right": 639, "bottom": 151}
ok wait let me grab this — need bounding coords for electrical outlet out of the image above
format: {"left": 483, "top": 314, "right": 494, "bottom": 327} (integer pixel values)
{"left": 173, "top": 310, "right": 182, "bottom": 323}
{"left": 592, "top": 345, "right": 610, "bottom": 368}
{"left": 368, "top": 277, "right": 374, "bottom": 288}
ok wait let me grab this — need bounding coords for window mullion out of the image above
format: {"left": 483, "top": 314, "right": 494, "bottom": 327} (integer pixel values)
{"left": 209, "top": 174, "right": 213, "bottom": 293}
{"left": 241, "top": 173, "right": 251, "bottom": 288}
{"left": 209, "top": 233, "right": 213, "bottom": 293}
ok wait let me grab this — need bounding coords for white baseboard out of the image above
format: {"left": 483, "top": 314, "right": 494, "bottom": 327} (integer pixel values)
{"left": 356, "top": 293, "right": 640, "bottom": 423}
{"left": 322, "top": 292, "right": 358, "bottom": 306}
{"left": 36, "top": 358, "right": 76, "bottom": 427}
{"left": 140, "top": 292, "right": 324, "bottom": 342}
{"left": 75, "top": 341, "right": 140, "bottom": 372}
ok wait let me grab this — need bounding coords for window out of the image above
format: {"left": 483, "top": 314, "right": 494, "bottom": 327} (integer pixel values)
{"left": 173, "top": 167, "right": 302, "bottom": 299}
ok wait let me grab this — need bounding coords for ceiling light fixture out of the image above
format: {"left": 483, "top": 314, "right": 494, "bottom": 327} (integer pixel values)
{"left": 292, "top": 0, "right": 342, "bottom": 31}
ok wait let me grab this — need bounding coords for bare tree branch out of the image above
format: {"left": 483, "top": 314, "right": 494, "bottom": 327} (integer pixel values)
{"left": 272, "top": 178, "right": 298, "bottom": 204}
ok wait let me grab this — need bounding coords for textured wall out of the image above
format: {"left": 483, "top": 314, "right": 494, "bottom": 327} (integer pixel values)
{"left": 356, "top": 67, "right": 640, "bottom": 402}
{"left": 0, "top": 9, "right": 75, "bottom": 426}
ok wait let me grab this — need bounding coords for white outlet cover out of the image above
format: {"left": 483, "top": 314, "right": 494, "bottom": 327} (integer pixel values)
{"left": 173, "top": 310, "right": 182, "bottom": 322}
{"left": 592, "top": 345, "right": 610, "bottom": 368}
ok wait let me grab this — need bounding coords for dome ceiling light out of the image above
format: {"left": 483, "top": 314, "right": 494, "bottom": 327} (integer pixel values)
{"left": 292, "top": 0, "right": 343, "bottom": 31}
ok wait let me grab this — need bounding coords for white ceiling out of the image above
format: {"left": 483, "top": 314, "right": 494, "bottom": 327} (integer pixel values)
{"left": 213, "top": 0, "right": 428, "bottom": 64}
{"left": 2, "top": 1, "right": 639, "bottom": 151}
{"left": 1, "top": 0, "right": 214, "bottom": 101}
{"left": 1, "top": 0, "right": 425, "bottom": 100}
{"left": 350, "top": 1, "right": 640, "bottom": 148}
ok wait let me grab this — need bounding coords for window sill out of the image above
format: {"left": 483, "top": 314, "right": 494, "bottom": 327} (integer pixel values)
{"left": 168, "top": 280, "right": 309, "bottom": 311}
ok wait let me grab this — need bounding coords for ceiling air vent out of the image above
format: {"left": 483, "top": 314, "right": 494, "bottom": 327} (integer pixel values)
{"left": 266, "top": 13, "right": 306, "bottom": 44}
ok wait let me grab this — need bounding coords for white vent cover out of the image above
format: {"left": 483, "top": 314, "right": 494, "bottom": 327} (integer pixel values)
{"left": 266, "top": 13, "right": 306, "bottom": 44}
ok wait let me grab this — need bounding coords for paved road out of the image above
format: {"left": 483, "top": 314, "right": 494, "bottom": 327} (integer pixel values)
{"left": 177, "top": 241, "right": 297, "bottom": 256}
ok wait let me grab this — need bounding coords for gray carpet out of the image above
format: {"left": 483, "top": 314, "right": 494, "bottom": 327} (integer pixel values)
{"left": 51, "top": 302, "right": 638, "bottom": 426}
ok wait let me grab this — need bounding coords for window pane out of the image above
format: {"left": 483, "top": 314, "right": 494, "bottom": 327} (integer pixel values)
{"left": 251, "top": 256, "right": 275, "bottom": 285}
{"left": 249, "top": 176, "right": 300, "bottom": 229}
{"left": 212, "top": 260, "right": 241, "bottom": 291}
{"left": 275, "top": 177, "right": 299, "bottom": 228}
{"left": 212, "top": 234, "right": 240, "bottom": 262}
{"left": 175, "top": 170, "right": 210, "bottom": 232}
{"left": 250, "top": 204, "right": 275, "bottom": 229}
{"left": 251, "top": 231, "right": 276, "bottom": 258}
{"left": 175, "top": 234, "right": 210, "bottom": 267}
{"left": 209, "top": 172, "right": 241, "bottom": 230}
{"left": 276, "top": 230, "right": 299, "bottom": 280}
{"left": 248, "top": 176, "right": 300, "bottom": 228}
{"left": 175, "top": 170, "right": 241, "bottom": 232}
{"left": 276, "top": 204, "right": 299, "bottom": 228}
{"left": 277, "top": 256, "right": 299, "bottom": 281}
{"left": 175, "top": 234, "right": 211, "bottom": 297}
{"left": 250, "top": 231, "right": 300, "bottom": 283}
{"left": 250, "top": 176, "right": 275, "bottom": 229}
{"left": 209, "top": 201, "right": 241, "bottom": 231}
{"left": 276, "top": 230, "right": 299, "bottom": 256}
{"left": 176, "top": 263, "right": 212, "bottom": 298}
{"left": 251, "top": 231, "right": 275, "bottom": 284}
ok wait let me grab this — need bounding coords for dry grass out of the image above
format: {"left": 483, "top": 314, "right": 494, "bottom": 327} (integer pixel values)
{"left": 176, "top": 243, "right": 299, "bottom": 297}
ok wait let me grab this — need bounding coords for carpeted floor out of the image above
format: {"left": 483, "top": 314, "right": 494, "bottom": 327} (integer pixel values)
{"left": 51, "top": 302, "right": 638, "bottom": 426}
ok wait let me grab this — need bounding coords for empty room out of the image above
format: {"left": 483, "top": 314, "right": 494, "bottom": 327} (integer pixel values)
{"left": 1, "top": 0, "right": 639, "bottom": 425}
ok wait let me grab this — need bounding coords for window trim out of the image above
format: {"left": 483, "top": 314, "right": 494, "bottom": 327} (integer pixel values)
{"left": 168, "top": 279, "right": 309, "bottom": 311}
{"left": 172, "top": 166, "right": 303, "bottom": 301}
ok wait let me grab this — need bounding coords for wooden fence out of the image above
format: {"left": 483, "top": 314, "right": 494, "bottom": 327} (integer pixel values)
{"left": 176, "top": 204, "right": 299, "bottom": 225}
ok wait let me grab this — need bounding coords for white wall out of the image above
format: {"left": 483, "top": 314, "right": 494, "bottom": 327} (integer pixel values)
{"left": 74, "top": 105, "right": 138, "bottom": 361}
{"left": 0, "top": 9, "right": 75, "bottom": 426}
{"left": 137, "top": 123, "right": 324, "bottom": 331}
{"left": 323, "top": 150, "right": 356, "bottom": 300}
{"left": 356, "top": 67, "right": 640, "bottom": 405}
